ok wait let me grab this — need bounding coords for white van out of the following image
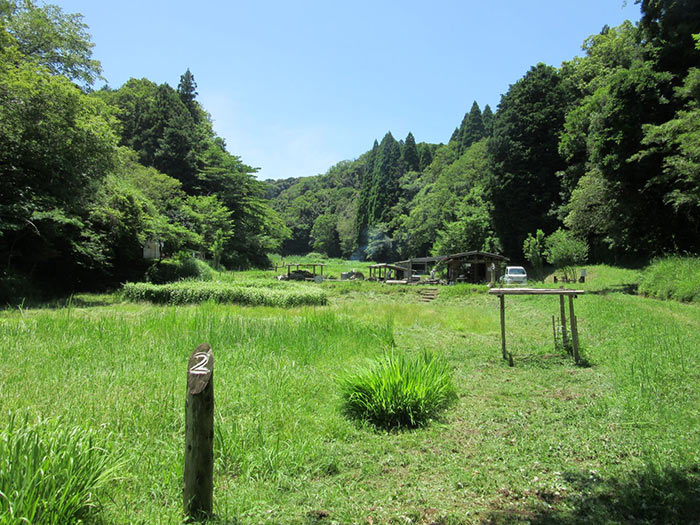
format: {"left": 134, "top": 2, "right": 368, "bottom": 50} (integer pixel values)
{"left": 502, "top": 266, "right": 528, "bottom": 285}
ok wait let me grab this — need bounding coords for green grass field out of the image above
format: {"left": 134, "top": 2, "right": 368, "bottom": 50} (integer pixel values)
{"left": 1, "top": 265, "right": 699, "bottom": 523}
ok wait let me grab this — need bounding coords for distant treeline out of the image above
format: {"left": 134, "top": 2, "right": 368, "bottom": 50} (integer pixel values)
{"left": 267, "top": 0, "right": 700, "bottom": 264}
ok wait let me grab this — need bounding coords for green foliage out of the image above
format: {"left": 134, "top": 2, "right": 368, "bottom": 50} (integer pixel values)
{"left": 489, "top": 63, "right": 569, "bottom": 257}
{"left": 455, "top": 101, "right": 485, "bottom": 155}
{"left": 310, "top": 214, "right": 341, "bottom": 257}
{"left": 2, "top": 0, "right": 102, "bottom": 87}
{"left": 638, "top": 255, "right": 700, "bottom": 302}
{"left": 545, "top": 228, "right": 589, "bottom": 280}
{"left": 0, "top": 416, "right": 119, "bottom": 524}
{"left": 431, "top": 187, "right": 500, "bottom": 256}
{"left": 144, "top": 257, "right": 213, "bottom": 284}
{"left": 523, "top": 229, "right": 547, "bottom": 281}
{"left": 339, "top": 351, "right": 457, "bottom": 430}
{"left": 121, "top": 281, "right": 328, "bottom": 306}
{"left": 402, "top": 132, "right": 420, "bottom": 172}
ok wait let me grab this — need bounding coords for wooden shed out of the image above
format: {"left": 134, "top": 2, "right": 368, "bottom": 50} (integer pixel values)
{"left": 441, "top": 251, "right": 509, "bottom": 283}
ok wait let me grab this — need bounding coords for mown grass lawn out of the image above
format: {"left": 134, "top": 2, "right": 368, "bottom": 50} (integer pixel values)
{"left": 1, "top": 266, "right": 699, "bottom": 524}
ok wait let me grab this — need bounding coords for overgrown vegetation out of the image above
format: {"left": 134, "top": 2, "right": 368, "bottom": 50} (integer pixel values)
{"left": 339, "top": 351, "right": 457, "bottom": 430}
{"left": 0, "top": 417, "right": 119, "bottom": 524}
{"left": 1, "top": 266, "right": 700, "bottom": 522}
{"left": 121, "top": 280, "right": 328, "bottom": 306}
{"left": 639, "top": 255, "right": 700, "bottom": 302}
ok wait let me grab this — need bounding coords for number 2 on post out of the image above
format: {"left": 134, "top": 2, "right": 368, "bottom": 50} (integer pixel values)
{"left": 189, "top": 352, "right": 210, "bottom": 375}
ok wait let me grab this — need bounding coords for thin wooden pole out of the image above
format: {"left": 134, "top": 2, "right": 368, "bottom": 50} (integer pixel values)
{"left": 552, "top": 315, "right": 558, "bottom": 350}
{"left": 184, "top": 343, "right": 214, "bottom": 521}
{"left": 559, "top": 295, "right": 568, "bottom": 350}
{"left": 568, "top": 296, "right": 580, "bottom": 364}
{"left": 499, "top": 294, "right": 506, "bottom": 360}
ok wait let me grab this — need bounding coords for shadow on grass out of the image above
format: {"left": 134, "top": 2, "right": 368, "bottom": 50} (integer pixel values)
{"left": 485, "top": 465, "right": 700, "bottom": 524}
{"left": 509, "top": 351, "right": 591, "bottom": 369}
{"left": 589, "top": 283, "right": 639, "bottom": 296}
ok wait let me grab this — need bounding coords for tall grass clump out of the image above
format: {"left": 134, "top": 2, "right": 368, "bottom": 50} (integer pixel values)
{"left": 121, "top": 281, "right": 327, "bottom": 306}
{"left": 0, "top": 416, "right": 119, "bottom": 524}
{"left": 638, "top": 256, "right": 700, "bottom": 302}
{"left": 339, "top": 351, "right": 456, "bottom": 430}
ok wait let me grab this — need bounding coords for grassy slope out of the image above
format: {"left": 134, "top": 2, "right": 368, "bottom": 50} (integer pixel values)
{"left": 1, "top": 265, "right": 699, "bottom": 523}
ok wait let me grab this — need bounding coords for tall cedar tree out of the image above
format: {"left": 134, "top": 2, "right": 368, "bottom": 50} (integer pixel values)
{"left": 489, "top": 64, "right": 569, "bottom": 258}
{"left": 177, "top": 68, "right": 200, "bottom": 122}
{"left": 403, "top": 132, "right": 420, "bottom": 172}
{"left": 354, "top": 140, "right": 378, "bottom": 249}
{"left": 457, "top": 101, "right": 485, "bottom": 154}
{"left": 482, "top": 104, "right": 494, "bottom": 137}
{"left": 368, "top": 132, "right": 404, "bottom": 225}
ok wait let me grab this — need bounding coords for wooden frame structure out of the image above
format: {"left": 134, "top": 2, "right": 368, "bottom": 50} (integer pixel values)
{"left": 368, "top": 263, "right": 410, "bottom": 282}
{"left": 285, "top": 263, "right": 325, "bottom": 277}
{"left": 488, "top": 288, "right": 584, "bottom": 364}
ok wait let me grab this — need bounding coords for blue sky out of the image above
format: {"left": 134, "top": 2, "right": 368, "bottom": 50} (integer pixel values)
{"left": 56, "top": 0, "right": 641, "bottom": 180}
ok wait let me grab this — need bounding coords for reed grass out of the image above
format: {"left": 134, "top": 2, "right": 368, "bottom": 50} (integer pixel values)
{"left": 339, "top": 351, "right": 457, "bottom": 429}
{"left": 0, "top": 416, "right": 120, "bottom": 524}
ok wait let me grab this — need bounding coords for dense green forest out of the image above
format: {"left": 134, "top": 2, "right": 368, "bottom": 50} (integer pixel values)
{"left": 2, "top": 0, "right": 700, "bottom": 299}
{"left": 0, "top": 0, "right": 288, "bottom": 298}
{"left": 269, "top": 0, "right": 700, "bottom": 265}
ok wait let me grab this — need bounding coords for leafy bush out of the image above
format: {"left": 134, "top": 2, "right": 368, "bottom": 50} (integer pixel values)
{"left": 121, "top": 281, "right": 328, "bottom": 307}
{"left": 339, "top": 351, "right": 457, "bottom": 429}
{"left": 545, "top": 228, "right": 588, "bottom": 281}
{"left": 639, "top": 256, "right": 700, "bottom": 302}
{"left": 144, "top": 257, "right": 213, "bottom": 284}
{"left": 0, "top": 416, "right": 119, "bottom": 524}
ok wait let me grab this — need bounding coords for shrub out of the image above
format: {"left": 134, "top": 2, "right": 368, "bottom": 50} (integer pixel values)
{"left": 339, "top": 351, "right": 456, "bottom": 430}
{"left": 144, "top": 257, "right": 213, "bottom": 284}
{"left": 0, "top": 416, "right": 119, "bottom": 524}
{"left": 545, "top": 228, "right": 588, "bottom": 281}
{"left": 121, "top": 281, "right": 328, "bottom": 307}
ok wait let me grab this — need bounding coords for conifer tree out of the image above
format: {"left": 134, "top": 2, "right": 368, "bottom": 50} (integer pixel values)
{"left": 482, "top": 104, "right": 494, "bottom": 137}
{"left": 368, "top": 132, "right": 403, "bottom": 224}
{"left": 403, "top": 132, "right": 420, "bottom": 172}
{"left": 458, "top": 101, "right": 485, "bottom": 154}
{"left": 418, "top": 144, "right": 433, "bottom": 171}
{"left": 177, "top": 68, "right": 199, "bottom": 122}
{"left": 355, "top": 140, "right": 379, "bottom": 249}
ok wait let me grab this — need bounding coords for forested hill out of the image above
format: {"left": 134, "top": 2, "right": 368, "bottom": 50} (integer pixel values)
{"left": 1, "top": 0, "right": 289, "bottom": 298}
{"left": 2, "top": 1, "right": 700, "bottom": 300}
{"left": 268, "top": 1, "right": 700, "bottom": 264}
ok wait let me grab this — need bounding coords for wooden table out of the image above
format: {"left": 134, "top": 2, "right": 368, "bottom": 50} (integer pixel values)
{"left": 488, "top": 288, "right": 585, "bottom": 364}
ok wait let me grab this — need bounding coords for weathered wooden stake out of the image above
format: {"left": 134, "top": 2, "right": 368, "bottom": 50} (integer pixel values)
{"left": 552, "top": 315, "right": 558, "bottom": 350}
{"left": 184, "top": 343, "right": 214, "bottom": 521}
{"left": 568, "top": 296, "right": 580, "bottom": 364}
{"left": 499, "top": 294, "right": 507, "bottom": 360}
{"left": 559, "top": 295, "right": 568, "bottom": 350}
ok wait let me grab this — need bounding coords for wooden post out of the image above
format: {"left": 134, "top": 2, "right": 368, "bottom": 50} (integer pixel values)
{"left": 499, "top": 294, "right": 506, "bottom": 360}
{"left": 184, "top": 343, "right": 214, "bottom": 521}
{"left": 568, "top": 296, "right": 580, "bottom": 364}
{"left": 552, "top": 315, "right": 558, "bottom": 350}
{"left": 559, "top": 295, "right": 568, "bottom": 350}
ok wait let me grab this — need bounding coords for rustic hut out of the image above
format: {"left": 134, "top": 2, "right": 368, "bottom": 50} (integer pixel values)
{"left": 440, "top": 251, "right": 508, "bottom": 283}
